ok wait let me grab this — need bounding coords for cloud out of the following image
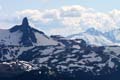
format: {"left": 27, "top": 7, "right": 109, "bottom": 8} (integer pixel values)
{"left": 109, "top": 9, "right": 120, "bottom": 26}
{"left": 49, "top": 26, "right": 83, "bottom": 36}
{"left": 1, "top": 5, "right": 120, "bottom": 36}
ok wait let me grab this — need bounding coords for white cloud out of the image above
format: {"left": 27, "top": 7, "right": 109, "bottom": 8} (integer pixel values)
{"left": 49, "top": 26, "right": 83, "bottom": 36}
{"left": 1, "top": 5, "right": 120, "bottom": 36}
{"left": 109, "top": 9, "right": 120, "bottom": 27}
{"left": 61, "top": 5, "right": 94, "bottom": 13}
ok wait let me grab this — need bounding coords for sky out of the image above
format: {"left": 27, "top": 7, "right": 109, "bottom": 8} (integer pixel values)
{"left": 0, "top": 0, "right": 120, "bottom": 36}
{"left": 0, "top": 0, "right": 120, "bottom": 12}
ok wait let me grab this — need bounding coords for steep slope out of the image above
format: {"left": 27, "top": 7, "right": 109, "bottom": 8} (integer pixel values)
{"left": 0, "top": 29, "right": 22, "bottom": 45}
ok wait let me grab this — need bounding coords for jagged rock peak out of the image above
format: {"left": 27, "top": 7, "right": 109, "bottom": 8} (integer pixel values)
{"left": 22, "top": 17, "right": 29, "bottom": 26}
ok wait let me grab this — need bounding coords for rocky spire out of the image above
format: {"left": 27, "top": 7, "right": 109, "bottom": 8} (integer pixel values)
{"left": 9, "top": 17, "right": 37, "bottom": 46}
{"left": 22, "top": 17, "right": 29, "bottom": 26}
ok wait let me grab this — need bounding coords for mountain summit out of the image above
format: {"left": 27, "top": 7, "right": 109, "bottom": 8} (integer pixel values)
{"left": 22, "top": 17, "right": 29, "bottom": 26}
{"left": 19, "top": 17, "right": 37, "bottom": 46}
{"left": 10, "top": 17, "right": 31, "bottom": 33}
{"left": 9, "top": 17, "right": 37, "bottom": 46}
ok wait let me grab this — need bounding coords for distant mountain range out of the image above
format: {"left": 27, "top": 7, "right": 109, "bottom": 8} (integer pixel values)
{"left": 1, "top": 18, "right": 120, "bottom": 80}
{"left": 68, "top": 28, "right": 120, "bottom": 46}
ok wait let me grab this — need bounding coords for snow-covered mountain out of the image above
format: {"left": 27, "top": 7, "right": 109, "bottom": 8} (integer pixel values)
{"left": 1, "top": 18, "right": 120, "bottom": 80}
{"left": 1, "top": 37, "right": 120, "bottom": 78}
{"left": 68, "top": 28, "right": 120, "bottom": 46}
{"left": 105, "top": 29, "right": 120, "bottom": 43}
{"left": 0, "top": 17, "right": 58, "bottom": 46}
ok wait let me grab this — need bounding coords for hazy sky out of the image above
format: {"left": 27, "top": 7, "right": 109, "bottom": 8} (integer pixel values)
{"left": 0, "top": 0, "right": 120, "bottom": 36}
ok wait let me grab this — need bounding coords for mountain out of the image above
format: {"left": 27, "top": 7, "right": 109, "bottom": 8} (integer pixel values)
{"left": 67, "top": 28, "right": 120, "bottom": 46}
{"left": 1, "top": 18, "right": 120, "bottom": 80}
{"left": 1, "top": 37, "right": 120, "bottom": 80}
{"left": 105, "top": 29, "right": 120, "bottom": 43}
{"left": 67, "top": 28, "right": 114, "bottom": 46}
{"left": 0, "top": 17, "right": 58, "bottom": 46}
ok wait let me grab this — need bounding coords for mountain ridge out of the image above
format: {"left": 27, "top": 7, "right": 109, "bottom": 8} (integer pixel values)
{"left": 0, "top": 17, "right": 120, "bottom": 80}
{"left": 68, "top": 28, "right": 120, "bottom": 46}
